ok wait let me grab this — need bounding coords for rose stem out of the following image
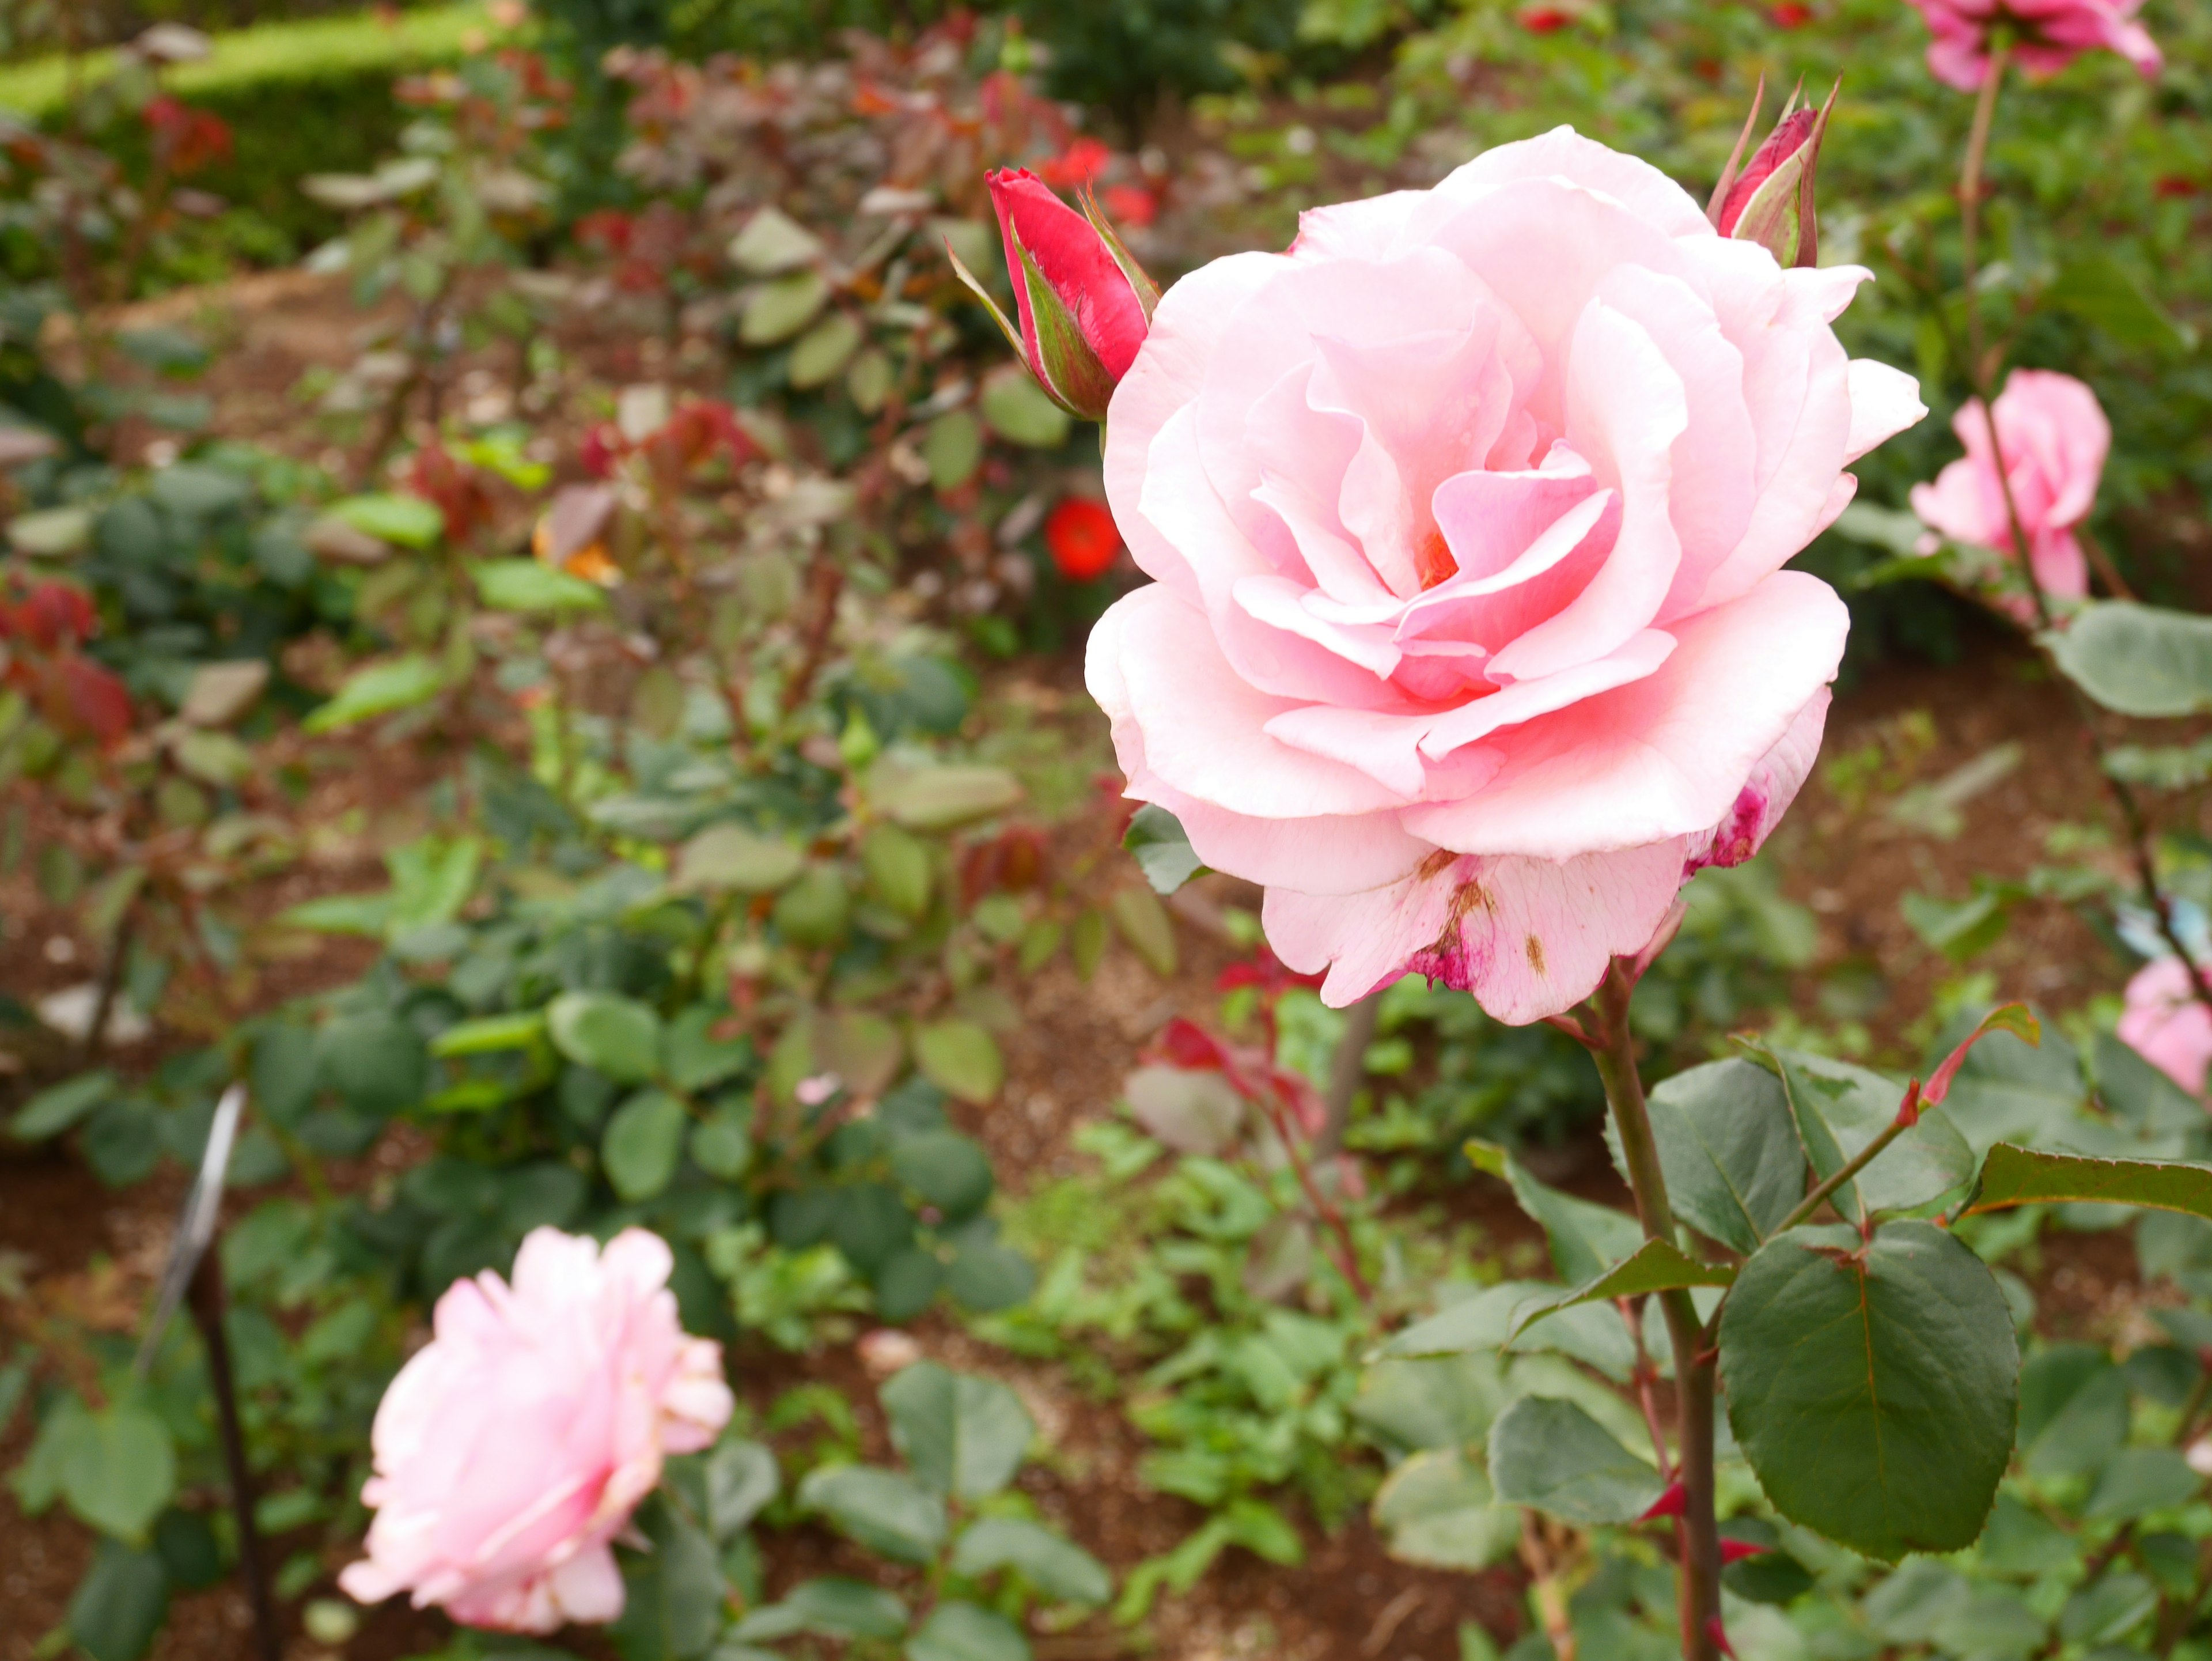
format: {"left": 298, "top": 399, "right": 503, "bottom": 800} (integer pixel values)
{"left": 1586, "top": 960, "right": 1721, "bottom": 1661}
{"left": 1953, "top": 38, "right": 2212, "bottom": 1020}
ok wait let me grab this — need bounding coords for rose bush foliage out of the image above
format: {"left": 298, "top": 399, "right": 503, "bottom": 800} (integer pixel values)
{"left": 1087, "top": 128, "right": 1926, "bottom": 1023}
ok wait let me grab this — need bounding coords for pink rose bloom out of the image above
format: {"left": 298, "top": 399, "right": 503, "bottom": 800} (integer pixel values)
{"left": 2119, "top": 957, "right": 2212, "bottom": 1096}
{"left": 340, "top": 1228, "right": 734, "bottom": 1632}
{"left": 1904, "top": 0, "right": 2162, "bottom": 91}
{"left": 1086, "top": 127, "right": 1925, "bottom": 1023}
{"left": 1910, "top": 369, "right": 2109, "bottom": 601}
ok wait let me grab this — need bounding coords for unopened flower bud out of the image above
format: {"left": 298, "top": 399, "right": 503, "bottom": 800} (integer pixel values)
{"left": 1710, "top": 80, "right": 1839, "bottom": 270}
{"left": 952, "top": 168, "right": 1158, "bottom": 422}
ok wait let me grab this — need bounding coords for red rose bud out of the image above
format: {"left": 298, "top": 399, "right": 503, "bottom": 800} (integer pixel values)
{"left": 1709, "top": 78, "right": 1839, "bottom": 269}
{"left": 953, "top": 168, "right": 1158, "bottom": 422}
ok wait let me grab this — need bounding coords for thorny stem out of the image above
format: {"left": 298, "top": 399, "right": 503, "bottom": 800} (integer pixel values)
{"left": 1586, "top": 962, "right": 1721, "bottom": 1661}
{"left": 1952, "top": 47, "right": 2212, "bottom": 1024}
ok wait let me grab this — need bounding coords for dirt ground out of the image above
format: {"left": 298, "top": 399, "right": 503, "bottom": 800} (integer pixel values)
{"left": 1, "top": 270, "right": 2199, "bottom": 1660}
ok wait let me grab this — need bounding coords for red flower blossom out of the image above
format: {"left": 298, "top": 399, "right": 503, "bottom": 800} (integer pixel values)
{"left": 143, "top": 95, "right": 233, "bottom": 177}
{"left": 1103, "top": 184, "right": 1158, "bottom": 228}
{"left": 1044, "top": 498, "right": 1120, "bottom": 581}
{"left": 1040, "top": 137, "right": 1113, "bottom": 188}
{"left": 1519, "top": 6, "right": 1573, "bottom": 31}
{"left": 1771, "top": 2, "right": 1813, "bottom": 24}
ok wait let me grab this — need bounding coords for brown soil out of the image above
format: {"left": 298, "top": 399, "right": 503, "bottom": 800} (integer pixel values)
{"left": 5, "top": 270, "right": 2203, "bottom": 1661}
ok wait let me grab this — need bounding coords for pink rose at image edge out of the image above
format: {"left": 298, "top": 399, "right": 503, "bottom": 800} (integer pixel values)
{"left": 1903, "top": 0, "right": 2162, "bottom": 92}
{"left": 1910, "top": 368, "right": 2109, "bottom": 601}
{"left": 339, "top": 1227, "right": 734, "bottom": 1632}
{"left": 1084, "top": 126, "right": 1928, "bottom": 1026}
{"left": 2120, "top": 957, "right": 2212, "bottom": 1097}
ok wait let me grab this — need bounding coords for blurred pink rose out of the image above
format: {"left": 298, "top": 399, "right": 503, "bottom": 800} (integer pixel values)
{"left": 2120, "top": 957, "right": 2212, "bottom": 1097}
{"left": 1910, "top": 369, "right": 2109, "bottom": 601}
{"left": 1903, "top": 0, "right": 2162, "bottom": 91}
{"left": 1085, "top": 127, "right": 1925, "bottom": 1023}
{"left": 340, "top": 1228, "right": 733, "bottom": 1632}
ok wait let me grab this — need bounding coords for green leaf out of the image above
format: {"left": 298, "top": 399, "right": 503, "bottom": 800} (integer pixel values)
{"left": 742, "top": 271, "right": 831, "bottom": 345}
{"left": 662, "top": 1008, "right": 752, "bottom": 1094}
{"left": 328, "top": 492, "right": 444, "bottom": 549}
{"left": 429, "top": 1011, "right": 547, "bottom": 1058}
{"left": 1506, "top": 1239, "right": 1734, "bottom": 1345}
{"left": 603, "top": 1090, "right": 688, "bottom": 1202}
{"left": 891, "top": 1131, "right": 994, "bottom": 1219}
{"left": 2048, "top": 601, "right": 2212, "bottom": 719}
{"left": 1967, "top": 1144, "right": 2212, "bottom": 1219}
{"left": 1108, "top": 885, "right": 1177, "bottom": 977}
{"left": 1487, "top": 1396, "right": 1664, "bottom": 1526}
{"left": 922, "top": 409, "right": 984, "bottom": 491}
{"left": 789, "top": 314, "right": 864, "bottom": 388}
{"left": 1122, "top": 804, "right": 1206, "bottom": 896}
{"left": 548, "top": 991, "right": 662, "bottom": 1084}
{"left": 1927, "top": 1009, "right": 2085, "bottom": 1155}
{"left": 9, "top": 505, "right": 92, "bottom": 556}
{"left": 609, "top": 1503, "right": 724, "bottom": 1661}
{"left": 2083, "top": 1447, "right": 2201, "bottom": 1521}
{"left": 2046, "top": 252, "right": 2196, "bottom": 356}
{"left": 1616, "top": 1057, "right": 1802, "bottom": 1254}
{"left": 317, "top": 1013, "right": 428, "bottom": 1117}
{"left": 952, "top": 1517, "right": 1112, "bottom": 1604}
{"left": 67, "top": 1539, "right": 169, "bottom": 1661}
{"left": 1759, "top": 1046, "right": 1973, "bottom": 1223}
{"left": 471, "top": 558, "right": 606, "bottom": 613}
{"left": 61, "top": 1406, "right": 176, "bottom": 1542}
{"left": 1370, "top": 1447, "right": 1520, "bottom": 1572}
{"left": 946, "top": 1242, "right": 1033, "bottom": 1311}
{"left": 979, "top": 366, "right": 1071, "bottom": 449}
{"left": 1719, "top": 1221, "right": 2017, "bottom": 1561}
{"left": 12, "top": 1069, "right": 114, "bottom": 1141}
{"left": 914, "top": 1020, "right": 1003, "bottom": 1105}
{"left": 881, "top": 1361, "right": 1034, "bottom": 1501}
{"left": 2018, "top": 1345, "right": 2128, "bottom": 1479}
{"left": 729, "top": 206, "right": 824, "bottom": 274}
{"left": 905, "top": 1601, "right": 1029, "bottom": 1661}
{"left": 861, "top": 824, "right": 933, "bottom": 918}
{"left": 797, "top": 1465, "right": 948, "bottom": 1564}
{"left": 275, "top": 892, "right": 391, "bottom": 936}
{"left": 303, "top": 654, "right": 445, "bottom": 734}
{"left": 675, "top": 823, "right": 804, "bottom": 894}
{"left": 777, "top": 1577, "right": 908, "bottom": 1640}
{"left": 871, "top": 761, "right": 1022, "bottom": 831}
{"left": 1467, "top": 1140, "right": 1643, "bottom": 1285}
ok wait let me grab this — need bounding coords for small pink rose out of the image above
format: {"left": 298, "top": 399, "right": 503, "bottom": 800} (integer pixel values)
{"left": 1910, "top": 368, "right": 2109, "bottom": 602}
{"left": 339, "top": 1228, "right": 733, "bottom": 1633}
{"left": 1085, "top": 127, "right": 1925, "bottom": 1023}
{"left": 2119, "top": 956, "right": 2212, "bottom": 1097}
{"left": 1903, "top": 0, "right": 2162, "bottom": 92}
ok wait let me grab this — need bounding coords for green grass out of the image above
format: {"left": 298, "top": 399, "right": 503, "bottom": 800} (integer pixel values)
{"left": 0, "top": 4, "right": 493, "bottom": 120}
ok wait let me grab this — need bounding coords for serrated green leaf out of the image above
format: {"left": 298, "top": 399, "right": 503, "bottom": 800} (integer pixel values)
{"left": 1122, "top": 803, "right": 1205, "bottom": 896}
{"left": 1505, "top": 1238, "right": 1734, "bottom": 1345}
{"left": 548, "top": 991, "right": 662, "bottom": 1084}
{"left": 951, "top": 1517, "right": 1111, "bottom": 1604}
{"left": 1466, "top": 1140, "right": 1642, "bottom": 1285}
{"left": 2048, "top": 601, "right": 2212, "bottom": 719}
{"left": 471, "top": 558, "right": 606, "bottom": 612}
{"left": 61, "top": 1408, "right": 176, "bottom": 1543}
{"left": 1758, "top": 1046, "right": 1974, "bottom": 1222}
{"left": 1487, "top": 1395, "right": 1662, "bottom": 1525}
{"left": 1967, "top": 1144, "right": 2212, "bottom": 1218}
{"left": 798, "top": 1465, "right": 947, "bottom": 1563}
{"left": 1615, "top": 1057, "right": 1805, "bottom": 1253}
{"left": 882, "top": 1361, "right": 1033, "bottom": 1501}
{"left": 1719, "top": 1221, "right": 2017, "bottom": 1561}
